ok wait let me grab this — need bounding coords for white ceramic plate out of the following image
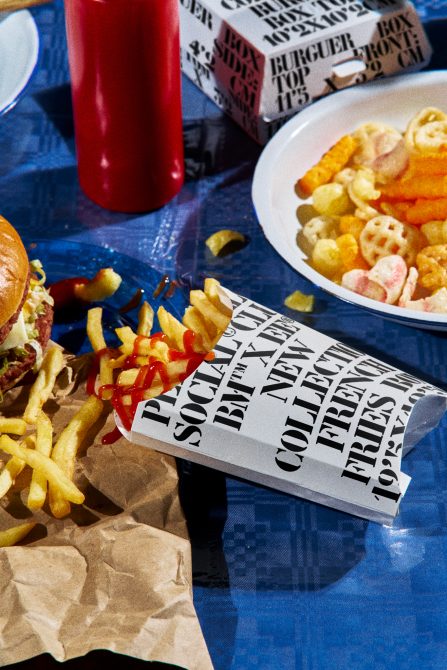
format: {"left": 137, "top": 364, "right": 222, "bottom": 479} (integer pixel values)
{"left": 0, "top": 10, "right": 39, "bottom": 115}
{"left": 252, "top": 71, "right": 447, "bottom": 330}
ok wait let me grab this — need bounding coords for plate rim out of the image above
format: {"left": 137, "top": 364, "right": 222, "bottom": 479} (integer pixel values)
{"left": 252, "top": 70, "right": 447, "bottom": 327}
{"left": 0, "top": 9, "right": 40, "bottom": 116}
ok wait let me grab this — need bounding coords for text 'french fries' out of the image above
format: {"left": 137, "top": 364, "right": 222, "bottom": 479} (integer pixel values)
{"left": 86, "top": 279, "right": 233, "bottom": 431}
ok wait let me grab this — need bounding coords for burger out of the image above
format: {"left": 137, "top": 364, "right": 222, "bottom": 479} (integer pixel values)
{"left": 0, "top": 216, "right": 54, "bottom": 395}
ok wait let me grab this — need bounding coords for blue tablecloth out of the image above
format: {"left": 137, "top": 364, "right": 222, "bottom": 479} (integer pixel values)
{"left": 3, "top": 2, "right": 447, "bottom": 669}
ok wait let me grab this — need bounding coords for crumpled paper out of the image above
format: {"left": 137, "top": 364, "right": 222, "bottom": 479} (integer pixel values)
{"left": 0, "top": 354, "right": 213, "bottom": 669}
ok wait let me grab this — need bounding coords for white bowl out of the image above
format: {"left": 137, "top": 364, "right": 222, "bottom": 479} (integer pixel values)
{"left": 0, "top": 10, "right": 39, "bottom": 115}
{"left": 252, "top": 71, "right": 447, "bottom": 331}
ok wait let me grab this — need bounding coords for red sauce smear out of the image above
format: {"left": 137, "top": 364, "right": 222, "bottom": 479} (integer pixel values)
{"left": 49, "top": 277, "right": 89, "bottom": 309}
{"left": 90, "top": 329, "right": 211, "bottom": 444}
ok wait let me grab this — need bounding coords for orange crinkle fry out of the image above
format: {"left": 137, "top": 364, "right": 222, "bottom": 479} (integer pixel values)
{"left": 406, "top": 198, "right": 447, "bottom": 225}
{"left": 380, "top": 175, "right": 447, "bottom": 201}
{"left": 297, "top": 134, "right": 358, "bottom": 195}
{"left": 405, "top": 152, "right": 447, "bottom": 178}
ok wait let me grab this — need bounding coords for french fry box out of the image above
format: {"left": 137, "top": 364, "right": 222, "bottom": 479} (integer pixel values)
{"left": 119, "top": 288, "right": 447, "bottom": 524}
{"left": 179, "top": 0, "right": 432, "bottom": 144}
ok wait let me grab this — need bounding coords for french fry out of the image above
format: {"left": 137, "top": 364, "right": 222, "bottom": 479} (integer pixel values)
{"left": 86, "top": 307, "right": 107, "bottom": 352}
{"left": 137, "top": 301, "right": 154, "bottom": 336}
{"left": 0, "top": 521, "right": 36, "bottom": 548}
{"left": 0, "top": 418, "right": 27, "bottom": 435}
{"left": 158, "top": 306, "right": 191, "bottom": 352}
{"left": 49, "top": 395, "right": 103, "bottom": 518}
{"left": 0, "top": 454, "right": 26, "bottom": 499}
{"left": 0, "top": 434, "right": 84, "bottom": 505}
{"left": 189, "top": 290, "right": 231, "bottom": 333}
{"left": 115, "top": 327, "right": 169, "bottom": 361}
{"left": 74, "top": 268, "right": 122, "bottom": 302}
{"left": 297, "top": 135, "right": 358, "bottom": 195}
{"left": 204, "top": 278, "right": 233, "bottom": 317}
{"left": 23, "top": 346, "right": 64, "bottom": 425}
{"left": 0, "top": 435, "right": 35, "bottom": 500}
{"left": 182, "top": 306, "right": 213, "bottom": 350}
{"left": 27, "top": 412, "right": 53, "bottom": 511}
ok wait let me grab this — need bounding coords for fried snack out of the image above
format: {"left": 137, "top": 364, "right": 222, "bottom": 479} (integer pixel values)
{"left": 405, "top": 107, "right": 447, "bottom": 153}
{"left": 74, "top": 268, "right": 122, "bottom": 302}
{"left": 421, "top": 221, "right": 447, "bottom": 245}
{"left": 0, "top": 436, "right": 35, "bottom": 499}
{"left": 405, "top": 152, "right": 447, "bottom": 177}
{"left": 137, "top": 301, "right": 154, "bottom": 336}
{"left": 338, "top": 215, "right": 365, "bottom": 240}
{"left": 0, "top": 521, "right": 36, "bottom": 548}
{"left": 302, "top": 216, "right": 338, "bottom": 247}
{"left": 284, "top": 290, "right": 314, "bottom": 313}
{"left": 398, "top": 266, "right": 419, "bottom": 307}
{"left": 311, "top": 239, "right": 341, "bottom": 278}
{"left": 23, "top": 346, "right": 65, "bottom": 425}
{"left": 205, "top": 230, "right": 246, "bottom": 257}
{"left": 27, "top": 411, "right": 53, "bottom": 511}
{"left": 87, "top": 307, "right": 107, "bottom": 352}
{"left": 89, "top": 279, "right": 232, "bottom": 432}
{"left": 380, "top": 175, "right": 447, "bottom": 201}
{"left": 49, "top": 395, "right": 104, "bottom": 518}
{"left": 0, "top": 434, "right": 84, "bottom": 505}
{"left": 298, "top": 134, "right": 358, "bottom": 195}
{"left": 406, "top": 198, "right": 447, "bottom": 225}
{"left": 0, "top": 418, "right": 27, "bottom": 435}
{"left": 347, "top": 168, "right": 380, "bottom": 220}
{"left": 416, "top": 245, "right": 447, "bottom": 290}
{"left": 359, "top": 216, "right": 421, "bottom": 267}
{"left": 312, "top": 183, "right": 351, "bottom": 216}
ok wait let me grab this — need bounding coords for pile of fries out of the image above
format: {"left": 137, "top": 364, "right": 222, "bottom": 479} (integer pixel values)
{"left": 87, "top": 278, "right": 232, "bottom": 431}
{"left": 296, "top": 106, "right": 447, "bottom": 313}
{"left": 0, "top": 278, "right": 232, "bottom": 546}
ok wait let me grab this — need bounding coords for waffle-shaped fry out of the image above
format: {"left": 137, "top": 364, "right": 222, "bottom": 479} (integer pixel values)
{"left": 416, "top": 245, "right": 447, "bottom": 290}
{"left": 405, "top": 107, "right": 447, "bottom": 153}
{"left": 302, "top": 215, "right": 338, "bottom": 248}
{"left": 359, "top": 215, "right": 421, "bottom": 267}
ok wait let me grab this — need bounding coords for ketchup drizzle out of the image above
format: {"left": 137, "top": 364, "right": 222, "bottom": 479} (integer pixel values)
{"left": 90, "top": 329, "right": 210, "bottom": 444}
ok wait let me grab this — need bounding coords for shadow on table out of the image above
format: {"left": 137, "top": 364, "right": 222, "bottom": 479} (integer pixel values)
{"left": 6, "top": 653, "right": 184, "bottom": 670}
{"left": 178, "top": 461, "right": 238, "bottom": 669}
{"left": 32, "top": 83, "right": 262, "bottom": 185}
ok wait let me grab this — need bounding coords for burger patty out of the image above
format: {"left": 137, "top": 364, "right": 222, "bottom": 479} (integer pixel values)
{"left": 0, "top": 271, "right": 31, "bottom": 345}
{"left": 0, "top": 300, "right": 54, "bottom": 392}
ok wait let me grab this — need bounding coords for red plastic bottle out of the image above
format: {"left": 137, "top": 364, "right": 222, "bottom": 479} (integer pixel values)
{"left": 64, "top": 0, "right": 184, "bottom": 212}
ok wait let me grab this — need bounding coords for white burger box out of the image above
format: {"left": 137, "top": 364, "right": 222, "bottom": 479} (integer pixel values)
{"left": 119, "top": 288, "right": 447, "bottom": 524}
{"left": 179, "top": 0, "right": 432, "bottom": 144}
